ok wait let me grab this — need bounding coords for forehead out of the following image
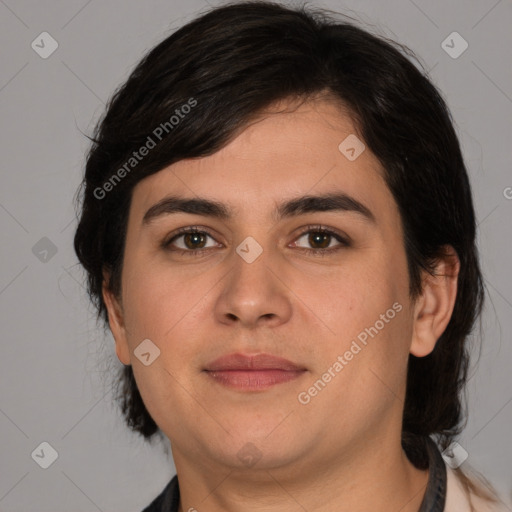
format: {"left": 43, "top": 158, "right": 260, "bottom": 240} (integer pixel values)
{"left": 129, "top": 98, "right": 397, "bottom": 228}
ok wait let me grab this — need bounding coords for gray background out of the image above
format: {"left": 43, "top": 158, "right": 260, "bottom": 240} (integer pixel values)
{"left": 0, "top": 0, "right": 511, "bottom": 511}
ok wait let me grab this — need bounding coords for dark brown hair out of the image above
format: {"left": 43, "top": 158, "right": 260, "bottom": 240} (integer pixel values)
{"left": 74, "top": 0, "right": 488, "bottom": 491}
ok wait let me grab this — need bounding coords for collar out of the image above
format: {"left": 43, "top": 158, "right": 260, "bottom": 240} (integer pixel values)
{"left": 418, "top": 436, "right": 447, "bottom": 512}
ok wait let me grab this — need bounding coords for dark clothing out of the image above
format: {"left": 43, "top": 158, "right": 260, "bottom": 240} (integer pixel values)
{"left": 142, "top": 437, "right": 446, "bottom": 512}
{"left": 142, "top": 474, "right": 180, "bottom": 512}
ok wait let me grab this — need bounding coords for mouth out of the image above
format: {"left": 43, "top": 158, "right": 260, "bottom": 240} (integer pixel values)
{"left": 203, "top": 353, "right": 307, "bottom": 391}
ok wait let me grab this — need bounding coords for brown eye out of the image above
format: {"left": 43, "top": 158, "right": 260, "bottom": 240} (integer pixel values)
{"left": 182, "top": 232, "right": 208, "bottom": 249}
{"left": 292, "top": 228, "right": 349, "bottom": 253}
{"left": 307, "top": 232, "right": 332, "bottom": 249}
{"left": 163, "top": 225, "right": 349, "bottom": 257}
{"left": 163, "top": 228, "right": 220, "bottom": 254}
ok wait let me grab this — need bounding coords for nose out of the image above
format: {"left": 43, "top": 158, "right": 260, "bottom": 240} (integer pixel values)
{"left": 213, "top": 243, "right": 293, "bottom": 330}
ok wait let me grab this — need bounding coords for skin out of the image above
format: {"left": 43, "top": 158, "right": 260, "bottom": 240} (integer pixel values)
{"left": 103, "top": 97, "right": 459, "bottom": 512}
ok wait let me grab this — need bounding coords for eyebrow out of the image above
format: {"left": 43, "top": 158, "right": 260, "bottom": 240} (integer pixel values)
{"left": 142, "top": 192, "right": 376, "bottom": 225}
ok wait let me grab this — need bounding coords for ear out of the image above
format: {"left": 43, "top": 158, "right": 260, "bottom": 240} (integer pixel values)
{"left": 410, "top": 246, "right": 460, "bottom": 357}
{"left": 102, "top": 270, "right": 131, "bottom": 366}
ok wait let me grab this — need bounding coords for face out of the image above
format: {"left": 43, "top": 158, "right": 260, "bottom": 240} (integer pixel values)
{"left": 105, "top": 98, "right": 422, "bottom": 475}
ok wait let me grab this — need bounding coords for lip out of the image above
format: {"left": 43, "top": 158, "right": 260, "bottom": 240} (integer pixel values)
{"left": 203, "top": 353, "right": 307, "bottom": 391}
{"left": 204, "top": 353, "right": 305, "bottom": 372}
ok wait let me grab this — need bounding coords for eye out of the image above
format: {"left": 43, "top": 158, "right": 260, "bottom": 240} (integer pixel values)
{"left": 162, "top": 226, "right": 220, "bottom": 256}
{"left": 290, "top": 225, "right": 350, "bottom": 256}
{"left": 162, "top": 225, "right": 350, "bottom": 257}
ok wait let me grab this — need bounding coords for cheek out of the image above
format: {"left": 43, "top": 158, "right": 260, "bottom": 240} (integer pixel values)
{"left": 123, "top": 246, "right": 173, "bottom": 314}
{"left": 304, "top": 247, "right": 412, "bottom": 387}
{"left": 303, "top": 253, "right": 400, "bottom": 341}
{"left": 121, "top": 257, "right": 216, "bottom": 356}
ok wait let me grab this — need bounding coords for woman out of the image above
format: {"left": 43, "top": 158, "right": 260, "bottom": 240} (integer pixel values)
{"left": 73, "top": 2, "right": 510, "bottom": 510}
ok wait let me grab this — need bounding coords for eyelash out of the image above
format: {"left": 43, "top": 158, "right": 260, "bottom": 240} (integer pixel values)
{"left": 162, "top": 224, "right": 350, "bottom": 257}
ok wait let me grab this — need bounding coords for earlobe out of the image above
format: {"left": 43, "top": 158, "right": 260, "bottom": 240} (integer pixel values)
{"left": 102, "top": 271, "right": 131, "bottom": 366}
{"left": 410, "top": 246, "right": 460, "bottom": 357}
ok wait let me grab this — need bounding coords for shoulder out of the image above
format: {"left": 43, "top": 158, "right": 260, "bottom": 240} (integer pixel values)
{"left": 445, "top": 464, "right": 511, "bottom": 512}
